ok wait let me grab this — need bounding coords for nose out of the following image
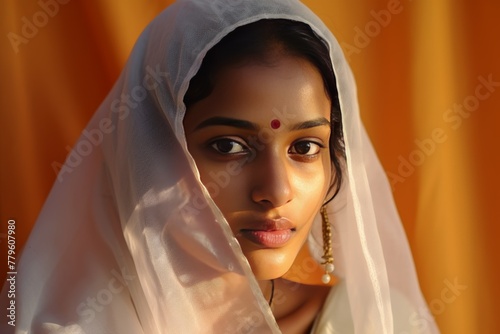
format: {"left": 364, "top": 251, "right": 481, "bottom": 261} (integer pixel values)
{"left": 250, "top": 151, "right": 293, "bottom": 208}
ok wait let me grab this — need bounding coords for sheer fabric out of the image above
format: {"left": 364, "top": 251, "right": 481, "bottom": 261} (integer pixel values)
{"left": 1, "top": 0, "right": 439, "bottom": 333}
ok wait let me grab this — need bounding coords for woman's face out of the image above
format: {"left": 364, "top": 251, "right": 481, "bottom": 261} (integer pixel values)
{"left": 184, "top": 54, "right": 332, "bottom": 280}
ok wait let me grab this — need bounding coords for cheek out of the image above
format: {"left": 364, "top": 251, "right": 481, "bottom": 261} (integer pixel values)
{"left": 294, "top": 157, "right": 331, "bottom": 196}
{"left": 295, "top": 172, "right": 329, "bottom": 209}
{"left": 291, "top": 160, "right": 331, "bottom": 226}
{"left": 197, "top": 161, "right": 248, "bottom": 213}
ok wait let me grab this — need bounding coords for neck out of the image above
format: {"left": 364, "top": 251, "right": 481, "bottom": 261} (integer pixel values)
{"left": 268, "top": 278, "right": 331, "bottom": 334}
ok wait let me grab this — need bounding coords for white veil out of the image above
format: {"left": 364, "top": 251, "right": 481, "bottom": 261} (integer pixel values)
{"left": 1, "top": 0, "right": 439, "bottom": 333}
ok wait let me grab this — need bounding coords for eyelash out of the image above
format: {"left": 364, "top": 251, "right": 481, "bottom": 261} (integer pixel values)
{"left": 209, "top": 138, "right": 249, "bottom": 155}
{"left": 208, "top": 137, "right": 325, "bottom": 160}
{"left": 288, "top": 140, "right": 325, "bottom": 160}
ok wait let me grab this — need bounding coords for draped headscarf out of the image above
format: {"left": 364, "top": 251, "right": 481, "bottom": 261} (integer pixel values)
{"left": 1, "top": 0, "right": 439, "bottom": 333}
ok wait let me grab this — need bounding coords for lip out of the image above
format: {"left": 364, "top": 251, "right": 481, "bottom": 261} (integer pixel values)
{"left": 239, "top": 218, "right": 295, "bottom": 248}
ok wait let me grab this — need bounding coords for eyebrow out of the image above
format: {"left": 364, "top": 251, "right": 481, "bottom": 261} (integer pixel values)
{"left": 194, "top": 117, "right": 259, "bottom": 131}
{"left": 290, "top": 117, "right": 331, "bottom": 130}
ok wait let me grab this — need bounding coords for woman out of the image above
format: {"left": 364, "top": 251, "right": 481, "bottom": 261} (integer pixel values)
{"left": 1, "top": 0, "right": 439, "bottom": 333}
{"left": 183, "top": 18, "right": 341, "bottom": 333}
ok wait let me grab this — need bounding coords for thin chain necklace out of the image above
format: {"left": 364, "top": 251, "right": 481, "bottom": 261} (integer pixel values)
{"left": 268, "top": 279, "right": 275, "bottom": 307}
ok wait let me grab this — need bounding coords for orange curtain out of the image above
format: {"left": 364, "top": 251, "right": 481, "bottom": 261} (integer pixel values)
{"left": 1, "top": 1, "right": 499, "bottom": 333}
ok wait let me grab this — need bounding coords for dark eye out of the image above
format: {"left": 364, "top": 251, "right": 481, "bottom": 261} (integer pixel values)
{"left": 210, "top": 139, "right": 247, "bottom": 154}
{"left": 289, "top": 141, "right": 322, "bottom": 156}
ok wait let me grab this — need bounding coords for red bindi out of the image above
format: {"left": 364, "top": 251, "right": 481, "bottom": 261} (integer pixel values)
{"left": 270, "top": 119, "right": 281, "bottom": 129}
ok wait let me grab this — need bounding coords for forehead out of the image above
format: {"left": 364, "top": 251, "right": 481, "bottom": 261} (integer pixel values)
{"left": 192, "top": 55, "right": 331, "bottom": 124}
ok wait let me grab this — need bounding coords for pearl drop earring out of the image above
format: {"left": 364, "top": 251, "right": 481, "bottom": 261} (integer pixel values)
{"left": 320, "top": 206, "right": 334, "bottom": 284}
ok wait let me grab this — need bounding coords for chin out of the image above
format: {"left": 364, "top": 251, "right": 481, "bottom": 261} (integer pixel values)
{"left": 243, "top": 248, "right": 295, "bottom": 281}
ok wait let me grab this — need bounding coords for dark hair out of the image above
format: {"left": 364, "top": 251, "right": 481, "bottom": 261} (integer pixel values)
{"left": 184, "top": 19, "right": 345, "bottom": 201}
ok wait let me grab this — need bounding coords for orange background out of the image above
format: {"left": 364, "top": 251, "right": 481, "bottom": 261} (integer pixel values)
{"left": 1, "top": 1, "right": 499, "bottom": 333}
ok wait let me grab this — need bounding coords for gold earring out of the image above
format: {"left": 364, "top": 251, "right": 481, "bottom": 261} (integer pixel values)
{"left": 320, "top": 206, "right": 334, "bottom": 284}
